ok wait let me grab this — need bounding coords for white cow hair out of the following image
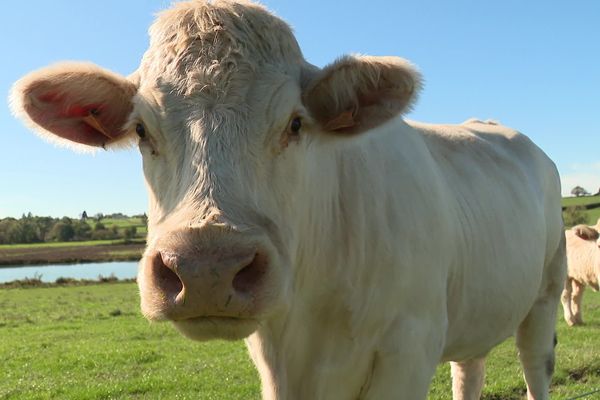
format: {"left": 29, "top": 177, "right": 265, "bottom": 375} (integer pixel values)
{"left": 562, "top": 218, "right": 600, "bottom": 325}
{"left": 10, "top": 1, "right": 567, "bottom": 399}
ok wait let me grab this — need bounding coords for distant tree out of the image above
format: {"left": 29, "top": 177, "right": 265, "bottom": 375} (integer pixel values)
{"left": 109, "top": 213, "right": 127, "bottom": 220}
{"left": 94, "top": 222, "right": 106, "bottom": 231}
{"left": 49, "top": 222, "right": 75, "bottom": 242}
{"left": 571, "top": 186, "right": 589, "bottom": 197}
{"left": 81, "top": 211, "right": 88, "bottom": 220}
{"left": 73, "top": 221, "right": 92, "bottom": 240}
{"left": 7, "top": 220, "right": 39, "bottom": 243}
{"left": 0, "top": 219, "right": 18, "bottom": 244}
{"left": 36, "top": 217, "right": 56, "bottom": 242}
{"left": 141, "top": 213, "right": 148, "bottom": 228}
{"left": 94, "top": 213, "right": 104, "bottom": 222}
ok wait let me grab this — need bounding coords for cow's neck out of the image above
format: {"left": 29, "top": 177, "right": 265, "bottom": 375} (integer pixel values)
{"left": 246, "top": 300, "right": 378, "bottom": 400}
{"left": 246, "top": 120, "right": 445, "bottom": 399}
{"left": 245, "top": 129, "right": 403, "bottom": 399}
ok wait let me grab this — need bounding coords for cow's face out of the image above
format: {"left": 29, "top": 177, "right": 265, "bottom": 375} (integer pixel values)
{"left": 10, "top": 0, "right": 420, "bottom": 340}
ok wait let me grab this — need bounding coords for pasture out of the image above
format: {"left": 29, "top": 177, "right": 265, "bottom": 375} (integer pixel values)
{"left": 0, "top": 282, "right": 598, "bottom": 399}
{"left": 562, "top": 195, "right": 600, "bottom": 208}
{"left": 84, "top": 216, "right": 148, "bottom": 236}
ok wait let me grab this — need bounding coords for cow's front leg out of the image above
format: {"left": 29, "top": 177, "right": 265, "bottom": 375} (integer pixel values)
{"left": 361, "top": 316, "right": 445, "bottom": 400}
{"left": 570, "top": 280, "right": 585, "bottom": 325}
{"left": 450, "top": 357, "right": 486, "bottom": 400}
{"left": 560, "top": 278, "right": 575, "bottom": 325}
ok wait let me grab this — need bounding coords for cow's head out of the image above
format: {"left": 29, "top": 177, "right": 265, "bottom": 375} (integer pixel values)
{"left": 10, "top": 0, "right": 421, "bottom": 340}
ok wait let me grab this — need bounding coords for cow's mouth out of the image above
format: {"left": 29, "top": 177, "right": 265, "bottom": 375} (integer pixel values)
{"left": 172, "top": 316, "right": 259, "bottom": 341}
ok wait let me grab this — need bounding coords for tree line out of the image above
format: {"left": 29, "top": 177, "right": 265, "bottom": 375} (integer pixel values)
{"left": 0, "top": 213, "right": 147, "bottom": 245}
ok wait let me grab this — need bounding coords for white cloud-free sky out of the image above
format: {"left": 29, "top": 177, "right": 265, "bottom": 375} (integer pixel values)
{"left": 1, "top": 0, "right": 599, "bottom": 218}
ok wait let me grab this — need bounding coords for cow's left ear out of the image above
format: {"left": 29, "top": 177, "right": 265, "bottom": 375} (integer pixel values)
{"left": 302, "top": 55, "right": 422, "bottom": 135}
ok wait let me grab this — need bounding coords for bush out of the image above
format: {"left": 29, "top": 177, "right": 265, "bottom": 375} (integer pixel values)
{"left": 124, "top": 226, "right": 137, "bottom": 239}
{"left": 91, "top": 229, "right": 119, "bottom": 241}
{"left": 73, "top": 221, "right": 92, "bottom": 240}
{"left": 48, "top": 222, "right": 75, "bottom": 242}
{"left": 563, "top": 206, "right": 587, "bottom": 227}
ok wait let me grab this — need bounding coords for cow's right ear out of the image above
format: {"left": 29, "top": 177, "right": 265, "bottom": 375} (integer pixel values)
{"left": 10, "top": 62, "right": 137, "bottom": 151}
{"left": 572, "top": 225, "right": 600, "bottom": 241}
{"left": 302, "top": 55, "right": 422, "bottom": 136}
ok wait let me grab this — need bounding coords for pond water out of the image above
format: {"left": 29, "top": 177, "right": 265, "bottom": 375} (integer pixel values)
{"left": 0, "top": 261, "right": 139, "bottom": 283}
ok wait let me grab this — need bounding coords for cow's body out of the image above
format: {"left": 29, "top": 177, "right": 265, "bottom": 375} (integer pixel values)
{"left": 11, "top": 1, "right": 566, "bottom": 399}
{"left": 244, "top": 117, "right": 565, "bottom": 399}
{"left": 561, "top": 222, "right": 600, "bottom": 326}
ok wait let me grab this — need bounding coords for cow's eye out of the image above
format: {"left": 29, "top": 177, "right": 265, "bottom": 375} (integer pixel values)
{"left": 290, "top": 117, "right": 302, "bottom": 135}
{"left": 135, "top": 123, "right": 146, "bottom": 139}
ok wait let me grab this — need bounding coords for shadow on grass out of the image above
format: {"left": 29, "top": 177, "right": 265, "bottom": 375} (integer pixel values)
{"left": 566, "top": 362, "right": 600, "bottom": 383}
{"left": 482, "top": 386, "right": 526, "bottom": 400}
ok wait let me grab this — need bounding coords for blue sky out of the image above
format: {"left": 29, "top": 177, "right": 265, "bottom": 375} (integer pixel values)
{"left": 1, "top": 0, "right": 599, "bottom": 218}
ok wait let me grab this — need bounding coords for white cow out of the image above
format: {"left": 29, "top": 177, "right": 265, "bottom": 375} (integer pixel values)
{"left": 11, "top": 1, "right": 566, "bottom": 399}
{"left": 561, "top": 220, "right": 600, "bottom": 326}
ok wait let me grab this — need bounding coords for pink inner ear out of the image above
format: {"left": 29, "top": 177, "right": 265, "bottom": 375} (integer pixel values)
{"left": 25, "top": 87, "right": 130, "bottom": 147}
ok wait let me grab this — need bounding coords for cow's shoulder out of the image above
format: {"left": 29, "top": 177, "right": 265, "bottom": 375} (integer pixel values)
{"left": 405, "top": 118, "right": 544, "bottom": 166}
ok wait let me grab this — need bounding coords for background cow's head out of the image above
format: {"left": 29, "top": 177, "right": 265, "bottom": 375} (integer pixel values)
{"left": 572, "top": 222, "right": 600, "bottom": 250}
{"left": 10, "top": 0, "right": 421, "bottom": 340}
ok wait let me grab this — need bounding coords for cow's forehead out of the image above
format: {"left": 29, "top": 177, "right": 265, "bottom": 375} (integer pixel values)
{"left": 138, "top": 0, "right": 304, "bottom": 96}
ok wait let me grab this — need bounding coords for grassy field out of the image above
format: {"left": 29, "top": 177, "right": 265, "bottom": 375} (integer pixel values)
{"left": 85, "top": 217, "right": 148, "bottom": 236}
{"left": 562, "top": 195, "right": 600, "bottom": 208}
{"left": 1, "top": 283, "right": 599, "bottom": 399}
{"left": 0, "top": 238, "right": 144, "bottom": 251}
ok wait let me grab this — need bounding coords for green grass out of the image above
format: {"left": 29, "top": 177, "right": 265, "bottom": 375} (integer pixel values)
{"left": 585, "top": 208, "right": 600, "bottom": 226}
{"left": 0, "top": 283, "right": 259, "bottom": 399}
{"left": 0, "top": 239, "right": 145, "bottom": 251}
{"left": 428, "top": 303, "right": 600, "bottom": 399}
{"left": 1, "top": 283, "right": 599, "bottom": 399}
{"left": 86, "top": 217, "right": 148, "bottom": 235}
{"left": 562, "top": 195, "right": 600, "bottom": 208}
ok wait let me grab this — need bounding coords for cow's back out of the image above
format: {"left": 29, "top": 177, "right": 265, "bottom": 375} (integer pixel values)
{"left": 407, "top": 119, "right": 563, "bottom": 361}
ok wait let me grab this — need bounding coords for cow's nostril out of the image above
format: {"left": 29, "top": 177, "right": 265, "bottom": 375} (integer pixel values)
{"left": 151, "top": 252, "right": 184, "bottom": 301}
{"left": 232, "top": 252, "right": 268, "bottom": 293}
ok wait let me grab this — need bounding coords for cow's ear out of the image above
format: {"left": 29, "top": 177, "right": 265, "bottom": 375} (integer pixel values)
{"left": 302, "top": 55, "right": 422, "bottom": 135}
{"left": 10, "top": 62, "right": 137, "bottom": 151}
{"left": 572, "top": 225, "right": 600, "bottom": 241}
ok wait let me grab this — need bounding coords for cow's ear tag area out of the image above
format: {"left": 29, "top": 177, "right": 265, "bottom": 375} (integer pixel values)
{"left": 323, "top": 109, "right": 357, "bottom": 132}
{"left": 81, "top": 109, "right": 111, "bottom": 139}
{"left": 10, "top": 62, "right": 137, "bottom": 150}
{"left": 303, "top": 55, "right": 422, "bottom": 136}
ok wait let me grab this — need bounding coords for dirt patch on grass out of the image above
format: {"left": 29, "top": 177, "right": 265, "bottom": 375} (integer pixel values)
{"left": 0, "top": 242, "right": 145, "bottom": 266}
